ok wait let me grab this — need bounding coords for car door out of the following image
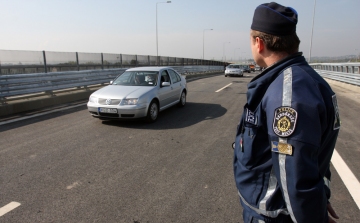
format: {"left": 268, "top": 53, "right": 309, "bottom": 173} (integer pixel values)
{"left": 157, "top": 70, "right": 173, "bottom": 109}
{"left": 167, "top": 69, "right": 182, "bottom": 103}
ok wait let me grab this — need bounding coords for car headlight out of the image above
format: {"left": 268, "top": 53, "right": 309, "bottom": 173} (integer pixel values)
{"left": 89, "top": 96, "right": 98, "bottom": 103}
{"left": 121, "top": 98, "right": 139, "bottom": 105}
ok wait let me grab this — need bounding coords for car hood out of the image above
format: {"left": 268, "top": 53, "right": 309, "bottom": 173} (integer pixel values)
{"left": 91, "top": 85, "right": 155, "bottom": 99}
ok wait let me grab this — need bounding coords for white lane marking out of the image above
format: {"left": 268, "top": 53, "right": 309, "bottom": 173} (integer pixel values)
{"left": 0, "top": 103, "right": 87, "bottom": 126}
{"left": 0, "top": 202, "right": 21, "bottom": 217}
{"left": 331, "top": 149, "right": 360, "bottom": 210}
{"left": 215, "top": 83, "right": 232, "bottom": 92}
{"left": 67, "top": 181, "right": 81, "bottom": 189}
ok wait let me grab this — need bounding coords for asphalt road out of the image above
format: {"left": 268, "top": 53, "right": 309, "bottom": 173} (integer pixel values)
{"left": 0, "top": 72, "right": 359, "bottom": 222}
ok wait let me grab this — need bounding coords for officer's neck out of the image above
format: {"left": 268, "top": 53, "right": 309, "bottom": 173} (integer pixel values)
{"left": 262, "top": 51, "right": 290, "bottom": 68}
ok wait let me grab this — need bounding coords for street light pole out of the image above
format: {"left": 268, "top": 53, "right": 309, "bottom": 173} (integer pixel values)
{"left": 203, "top": 29, "right": 213, "bottom": 60}
{"left": 156, "top": 1, "right": 171, "bottom": 58}
{"left": 223, "top": 42, "right": 230, "bottom": 62}
{"left": 234, "top": 48, "right": 241, "bottom": 63}
{"left": 309, "top": 0, "right": 316, "bottom": 63}
{"left": 241, "top": 52, "right": 246, "bottom": 63}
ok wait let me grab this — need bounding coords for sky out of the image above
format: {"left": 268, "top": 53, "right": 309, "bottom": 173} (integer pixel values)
{"left": 1, "top": 0, "right": 359, "bottom": 62}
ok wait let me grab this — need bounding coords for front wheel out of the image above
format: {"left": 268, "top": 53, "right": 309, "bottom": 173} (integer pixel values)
{"left": 145, "top": 101, "right": 159, "bottom": 122}
{"left": 178, "top": 91, "right": 186, "bottom": 107}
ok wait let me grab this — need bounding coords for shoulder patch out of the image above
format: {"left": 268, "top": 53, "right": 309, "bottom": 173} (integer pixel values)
{"left": 245, "top": 108, "right": 257, "bottom": 125}
{"left": 272, "top": 107, "right": 297, "bottom": 137}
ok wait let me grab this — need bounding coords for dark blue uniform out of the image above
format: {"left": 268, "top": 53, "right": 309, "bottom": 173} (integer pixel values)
{"left": 233, "top": 53, "right": 340, "bottom": 223}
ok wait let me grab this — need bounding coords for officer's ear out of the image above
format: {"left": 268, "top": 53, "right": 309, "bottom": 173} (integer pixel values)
{"left": 255, "top": 37, "right": 265, "bottom": 53}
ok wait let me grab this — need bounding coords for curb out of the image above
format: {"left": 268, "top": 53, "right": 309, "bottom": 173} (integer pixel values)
{"left": 324, "top": 78, "right": 360, "bottom": 94}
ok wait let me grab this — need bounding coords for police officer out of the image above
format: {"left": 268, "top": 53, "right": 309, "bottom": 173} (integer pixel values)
{"left": 233, "top": 2, "right": 341, "bottom": 223}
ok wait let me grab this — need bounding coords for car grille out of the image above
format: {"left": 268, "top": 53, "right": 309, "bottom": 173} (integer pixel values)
{"left": 99, "top": 112, "right": 119, "bottom": 118}
{"left": 121, "top": 114, "right": 135, "bottom": 118}
{"left": 98, "top": 98, "right": 121, "bottom": 105}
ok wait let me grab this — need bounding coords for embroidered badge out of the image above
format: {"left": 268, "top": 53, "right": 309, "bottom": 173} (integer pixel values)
{"left": 271, "top": 141, "right": 293, "bottom": 155}
{"left": 245, "top": 108, "right": 257, "bottom": 125}
{"left": 332, "top": 95, "right": 341, "bottom": 130}
{"left": 273, "top": 107, "right": 297, "bottom": 137}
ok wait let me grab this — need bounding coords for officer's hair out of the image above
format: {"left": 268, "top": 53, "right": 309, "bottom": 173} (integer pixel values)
{"left": 251, "top": 30, "right": 300, "bottom": 55}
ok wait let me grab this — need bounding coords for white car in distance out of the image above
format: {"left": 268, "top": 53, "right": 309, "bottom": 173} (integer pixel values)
{"left": 224, "top": 64, "right": 244, "bottom": 77}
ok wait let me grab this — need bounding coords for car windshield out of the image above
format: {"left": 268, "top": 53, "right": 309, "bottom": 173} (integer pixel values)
{"left": 112, "top": 71, "right": 158, "bottom": 86}
{"left": 228, "top": 65, "right": 240, "bottom": 69}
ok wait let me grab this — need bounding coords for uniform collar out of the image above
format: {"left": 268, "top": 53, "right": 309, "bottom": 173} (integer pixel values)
{"left": 246, "top": 52, "right": 305, "bottom": 111}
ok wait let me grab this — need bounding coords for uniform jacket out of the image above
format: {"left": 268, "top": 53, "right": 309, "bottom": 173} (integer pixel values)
{"left": 233, "top": 53, "right": 340, "bottom": 223}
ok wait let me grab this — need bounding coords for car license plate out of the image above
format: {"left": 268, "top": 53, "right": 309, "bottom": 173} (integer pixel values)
{"left": 98, "top": 107, "right": 118, "bottom": 113}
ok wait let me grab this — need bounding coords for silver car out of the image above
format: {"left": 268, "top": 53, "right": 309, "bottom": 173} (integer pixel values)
{"left": 224, "top": 64, "right": 244, "bottom": 77}
{"left": 87, "top": 67, "right": 187, "bottom": 122}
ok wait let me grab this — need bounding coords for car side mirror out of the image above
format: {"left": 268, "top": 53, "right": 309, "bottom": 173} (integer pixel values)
{"left": 161, "top": 82, "right": 171, "bottom": 87}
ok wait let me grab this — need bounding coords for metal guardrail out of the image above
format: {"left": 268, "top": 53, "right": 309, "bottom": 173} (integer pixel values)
{"left": 0, "top": 66, "right": 223, "bottom": 102}
{"left": 311, "top": 62, "right": 360, "bottom": 74}
{"left": 311, "top": 63, "right": 360, "bottom": 86}
{"left": 315, "top": 69, "right": 360, "bottom": 86}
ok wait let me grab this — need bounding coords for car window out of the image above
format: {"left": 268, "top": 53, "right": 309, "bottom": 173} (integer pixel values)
{"left": 112, "top": 71, "right": 158, "bottom": 86}
{"left": 112, "top": 71, "right": 132, "bottom": 85}
{"left": 168, "top": 69, "right": 181, "bottom": 83}
{"left": 161, "top": 70, "right": 171, "bottom": 84}
{"left": 175, "top": 72, "right": 181, "bottom": 82}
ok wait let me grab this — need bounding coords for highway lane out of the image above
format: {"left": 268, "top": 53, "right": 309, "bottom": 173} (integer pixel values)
{"left": 0, "top": 72, "right": 359, "bottom": 222}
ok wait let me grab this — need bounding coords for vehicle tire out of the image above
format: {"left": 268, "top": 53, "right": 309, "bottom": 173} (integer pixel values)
{"left": 225, "top": 74, "right": 227, "bottom": 77}
{"left": 178, "top": 91, "right": 186, "bottom": 107}
{"left": 145, "top": 100, "right": 159, "bottom": 123}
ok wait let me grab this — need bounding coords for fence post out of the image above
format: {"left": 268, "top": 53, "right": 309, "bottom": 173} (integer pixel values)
{"left": 119, "top": 54, "right": 122, "bottom": 68}
{"left": 76, "top": 52, "right": 79, "bottom": 71}
{"left": 43, "top": 50, "right": 47, "bottom": 73}
{"left": 135, "top": 55, "right": 138, "bottom": 67}
{"left": 101, "top": 53, "right": 104, "bottom": 70}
